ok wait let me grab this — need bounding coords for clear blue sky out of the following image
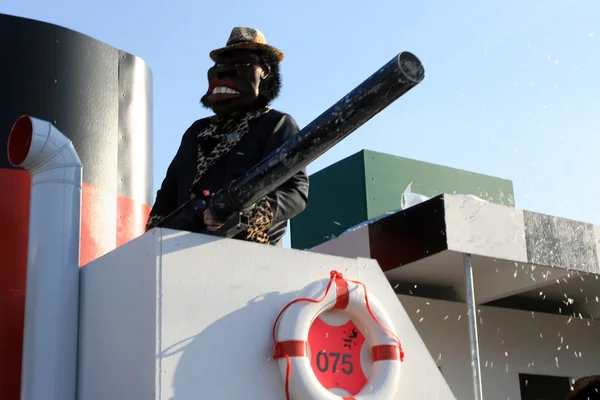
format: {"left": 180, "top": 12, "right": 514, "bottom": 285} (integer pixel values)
{"left": 5, "top": 0, "right": 600, "bottom": 247}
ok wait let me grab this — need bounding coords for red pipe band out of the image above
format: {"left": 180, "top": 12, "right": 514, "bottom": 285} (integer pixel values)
{"left": 372, "top": 344, "right": 402, "bottom": 361}
{"left": 274, "top": 340, "right": 307, "bottom": 359}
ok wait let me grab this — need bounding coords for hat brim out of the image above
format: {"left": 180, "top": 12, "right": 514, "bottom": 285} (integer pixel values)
{"left": 210, "top": 42, "right": 284, "bottom": 63}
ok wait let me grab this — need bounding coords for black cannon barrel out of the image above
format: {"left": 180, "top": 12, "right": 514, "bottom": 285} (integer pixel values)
{"left": 156, "top": 51, "right": 425, "bottom": 233}
{"left": 209, "top": 51, "right": 425, "bottom": 222}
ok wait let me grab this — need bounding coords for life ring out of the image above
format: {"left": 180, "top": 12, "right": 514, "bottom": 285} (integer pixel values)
{"left": 272, "top": 270, "right": 404, "bottom": 400}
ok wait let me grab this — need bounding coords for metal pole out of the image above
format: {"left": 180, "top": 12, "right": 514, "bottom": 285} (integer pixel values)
{"left": 464, "top": 254, "right": 484, "bottom": 400}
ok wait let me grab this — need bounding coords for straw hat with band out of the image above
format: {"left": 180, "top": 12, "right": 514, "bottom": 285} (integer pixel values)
{"left": 210, "top": 27, "right": 284, "bottom": 64}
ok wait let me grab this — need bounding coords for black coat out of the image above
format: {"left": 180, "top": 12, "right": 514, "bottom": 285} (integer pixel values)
{"left": 148, "top": 109, "right": 309, "bottom": 245}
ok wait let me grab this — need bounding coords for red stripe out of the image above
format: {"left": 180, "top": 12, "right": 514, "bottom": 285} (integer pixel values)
{"left": 80, "top": 183, "right": 104, "bottom": 266}
{"left": 116, "top": 194, "right": 151, "bottom": 247}
{"left": 0, "top": 170, "right": 30, "bottom": 290}
{"left": 372, "top": 344, "right": 402, "bottom": 361}
{"left": 80, "top": 183, "right": 151, "bottom": 266}
{"left": 333, "top": 275, "right": 349, "bottom": 310}
{"left": 342, "top": 397, "right": 356, "bottom": 400}
{"left": 0, "top": 171, "right": 150, "bottom": 399}
{"left": 0, "top": 169, "right": 30, "bottom": 398}
{"left": 273, "top": 340, "right": 307, "bottom": 359}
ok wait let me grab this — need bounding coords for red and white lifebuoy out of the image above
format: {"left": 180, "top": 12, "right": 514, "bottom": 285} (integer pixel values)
{"left": 272, "top": 271, "right": 404, "bottom": 400}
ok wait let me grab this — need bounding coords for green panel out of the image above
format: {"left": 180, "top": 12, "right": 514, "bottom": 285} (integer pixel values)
{"left": 290, "top": 151, "right": 368, "bottom": 250}
{"left": 363, "top": 150, "right": 515, "bottom": 219}
{"left": 291, "top": 149, "right": 515, "bottom": 250}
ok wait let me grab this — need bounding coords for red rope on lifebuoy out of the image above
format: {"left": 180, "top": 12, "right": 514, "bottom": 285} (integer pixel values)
{"left": 333, "top": 273, "right": 350, "bottom": 310}
{"left": 272, "top": 271, "right": 404, "bottom": 400}
{"left": 346, "top": 277, "right": 405, "bottom": 362}
{"left": 272, "top": 271, "right": 340, "bottom": 399}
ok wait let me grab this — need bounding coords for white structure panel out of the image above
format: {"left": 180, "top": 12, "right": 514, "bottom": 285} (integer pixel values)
{"left": 443, "top": 194, "right": 528, "bottom": 262}
{"left": 78, "top": 229, "right": 455, "bottom": 400}
{"left": 400, "top": 295, "right": 600, "bottom": 400}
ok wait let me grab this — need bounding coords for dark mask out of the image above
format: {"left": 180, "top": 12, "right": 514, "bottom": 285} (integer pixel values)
{"left": 203, "top": 49, "right": 269, "bottom": 115}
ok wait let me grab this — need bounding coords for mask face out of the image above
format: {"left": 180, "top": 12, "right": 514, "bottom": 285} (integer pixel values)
{"left": 204, "top": 49, "right": 266, "bottom": 115}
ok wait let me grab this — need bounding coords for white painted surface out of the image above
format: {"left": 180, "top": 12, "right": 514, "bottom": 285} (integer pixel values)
{"left": 8, "top": 116, "right": 82, "bottom": 400}
{"left": 399, "top": 295, "right": 600, "bottom": 400}
{"left": 311, "top": 225, "right": 371, "bottom": 258}
{"left": 78, "top": 229, "right": 455, "bottom": 400}
{"left": 311, "top": 196, "right": 578, "bottom": 307}
{"left": 444, "top": 194, "right": 528, "bottom": 263}
{"left": 77, "top": 232, "right": 159, "bottom": 400}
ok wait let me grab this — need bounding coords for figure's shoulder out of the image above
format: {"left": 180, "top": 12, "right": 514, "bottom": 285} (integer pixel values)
{"left": 264, "top": 109, "right": 299, "bottom": 130}
{"left": 189, "top": 117, "right": 212, "bottom": 130}
{"left": 265, "top": 108, "right": 295, "bottom": 121}
{"left": 260, "top": 109, "right": 300, "bottom": 141}
{"left": 180, "top": 117, "right": 212, "bottom": 140}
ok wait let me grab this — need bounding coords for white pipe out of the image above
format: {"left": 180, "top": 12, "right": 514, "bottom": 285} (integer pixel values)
{"left": 7, "top": 115, "right": 82, "bottom": 400}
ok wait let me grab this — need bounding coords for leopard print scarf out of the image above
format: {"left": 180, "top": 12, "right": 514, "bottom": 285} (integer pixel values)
{"left": 146, "top": 107, "right": 275, "bottom": 244}
{"left": 189, "top": 107, "right": 270, "bottom": 190}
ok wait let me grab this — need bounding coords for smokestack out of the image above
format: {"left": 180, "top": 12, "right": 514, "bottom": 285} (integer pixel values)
{"left": 7, "top": 116, "right": 81, "bottom": 400}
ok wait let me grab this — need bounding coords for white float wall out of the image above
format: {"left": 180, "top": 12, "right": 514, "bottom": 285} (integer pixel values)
{"left": 78, "top": 230, "right": 456, "bottom": 400}
{"left": 398, "top": 295, "right": 600, "bottom": 400}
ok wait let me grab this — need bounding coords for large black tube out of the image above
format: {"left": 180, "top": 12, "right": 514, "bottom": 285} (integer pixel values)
{"left": 210, "top": 51, "right": 425, "bottom": 220}
{"left": 157, "top": 51, "right": 425, "bottom": 233}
